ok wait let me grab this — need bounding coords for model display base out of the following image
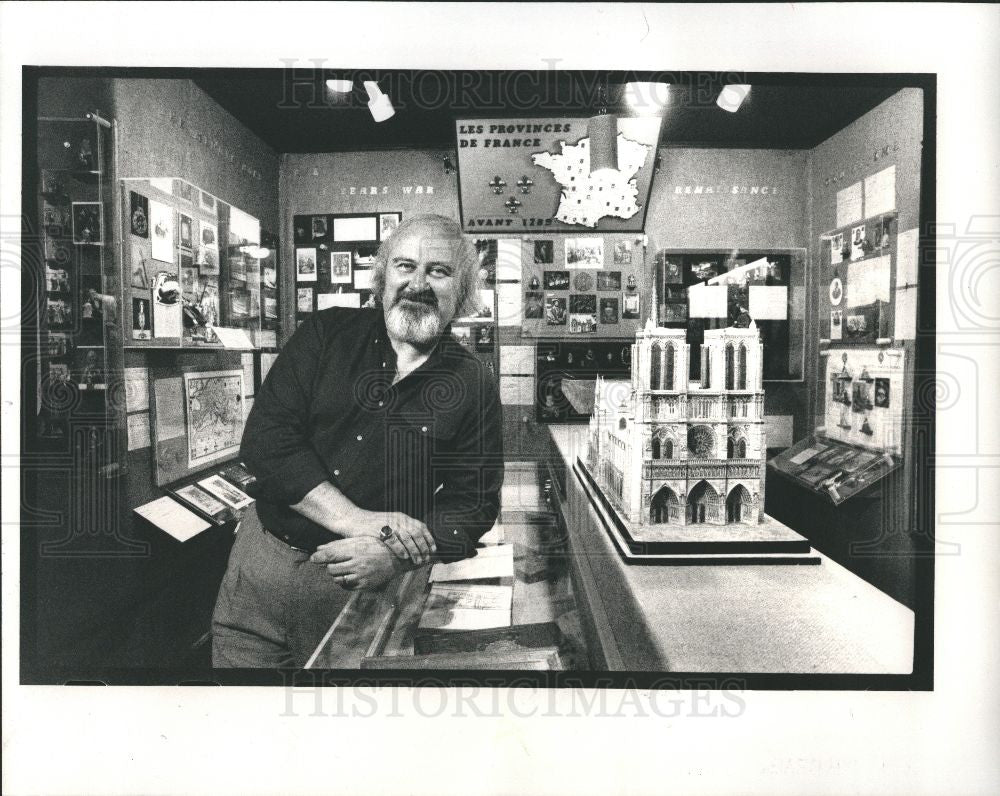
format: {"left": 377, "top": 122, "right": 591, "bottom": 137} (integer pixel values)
{"left": 574, "top": 458, "right": 821, "bottom": 565}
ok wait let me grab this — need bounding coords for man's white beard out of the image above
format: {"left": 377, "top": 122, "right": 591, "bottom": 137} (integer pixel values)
{"left": 385, "top": 300, "right": 443, "bottom": 347}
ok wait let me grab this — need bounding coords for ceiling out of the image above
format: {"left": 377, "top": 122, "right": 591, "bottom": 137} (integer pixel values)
{"left": 193, "top": 70, "right": 906, "bottom": 154}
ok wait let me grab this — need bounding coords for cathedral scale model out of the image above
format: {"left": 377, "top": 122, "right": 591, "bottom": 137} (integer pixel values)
{"left": 579, "top": 306, "right": 818, "bottom": 564}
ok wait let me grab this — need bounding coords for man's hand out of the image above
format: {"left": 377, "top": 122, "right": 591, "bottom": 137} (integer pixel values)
{"left": 345, "top": 510, "right": 436, "bottom": 565}
{"left": 309, "top": 537, "right": 402, "bottom": 591}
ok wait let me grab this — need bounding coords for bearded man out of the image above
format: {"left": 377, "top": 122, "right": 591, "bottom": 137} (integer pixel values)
{"left": 212, "top": 215, "right": 504, "bottom": 668}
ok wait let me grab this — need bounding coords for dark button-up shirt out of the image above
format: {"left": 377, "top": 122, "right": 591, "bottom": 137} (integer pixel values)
{"left": 241, "top": 307, "right": 504, "bottom": 562}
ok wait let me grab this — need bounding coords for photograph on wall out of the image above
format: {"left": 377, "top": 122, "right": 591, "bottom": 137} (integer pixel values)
{"left": 524, "top": 291, "right": 544, "bottom": 319}
{"left": 569, "top": 294, "right": 597, "bottom": 314}
{"left": 474, "top": 324, "right": 494, "bottom": 352}
{"left": 296, "top": 247, "right": 318, "bottom": 282}
{"left": 533, "top": 240, "right": 553, "bottom": 264}
{"left": 660, "top": 257, "right": 683, "bottom": 284}
{"left": 132, "top": 296, "right": 151, "bottom": 340}
{"left": 831, "top": 309, "right": 843, "bottom": 340}
{"left": 296, "top": 287, "right": 314, "bottom": 313}
{"left": 564, "top": 237, "right": 604, "bottom": 268}
{"left": 597, "top": 271, "right": 622, "bottom": 291}
{"left": 75, "top": 348, "right": 106, "bottom": 389}
{"left": 874, "top": 377, "right": 891, "bottom": 408}
{"left": 149, "top": 200, "right": 174, "bottom": 262}
{"left": 179, "top": 213, "right": 193, "bottom": 249}
{"left": 330, "top": 252, "right": 352, "bottom": 284}
{"left": 379, "top": 212, "right": 401, "bottom": 240}
{"left": 880, "top": 216, "right": 894, "bottom": 249}
{"left": 851, "top": 224, "right": 867, "bottom": 260}
{"left": 570, "top": 312, "right": 598, "bottom": 333}
{"left": 455, "top": 289, "right": 494, "bottom": 323}
{"left": 129, "top": 191, "right": 149, "bottom": 238}
{"left": 201, "top": 221, "right": 218, "bottom": 251}
{"left": 452, "top": 326, "right": 473, "bottom": 350}
{"left": 661, "top": 303, "right": 688, "bottom": 323}
{"left": 71, "top": 201, "right": 102, "bottom": 244}
{"left": 180, "top": 266, "right": 199, "bottom": 300}
{"left": 263, "top": 293, "right": 278, "bottom": 320}
{"left": 622, "top": 292, "right": 640, "bottom": 319}
{"left": 831, "top": 233, "right": 844, "bottom": 264}
{"left": 543, "top": 270, "right": 570, "bottom": 290}
{"left": 45, "top": 267, "right": 69, "bottom": 293}
{"left": 689, "top": 259, "right": 721, "bottom": 283}
{"left": 311, "top": 215, "right": 329, "bottom": 241}
{"left": 545, "top": 295, "right": 567, "bottom": 325}
{"left": 845, "top": 312, "right": 868, "bottom": 340}
{"left": 196, "top": 245, "right": 219, "bottom": 276}
{"left": 183, "top": 369, "right": 245, "bottom": 469}
{"left": 613, "top": 240, "right": 632, "bottom": 264}
{"left": 199, "top": 191, "right": 217, "bottom": 213}
{"left": 599, "top": 297, "right": 619, "bottom": 324}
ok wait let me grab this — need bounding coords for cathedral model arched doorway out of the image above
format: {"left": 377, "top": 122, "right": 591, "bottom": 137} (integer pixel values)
{"left": 650, "top": 486, "right": 680, "bottom": 524}
{"left": 726, "top": 484, "right": 753, "bottom": 523}
{"left": 686, "top": 480, "right": 721, "bottom": 524}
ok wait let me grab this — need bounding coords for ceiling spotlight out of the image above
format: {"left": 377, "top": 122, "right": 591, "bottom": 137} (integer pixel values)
{"left": 363, "top": 80, "right": 395, "bottom": 122}
{"left": 623, "top": 82, "right": 670, "bottom": 114}
{"left": 325, "top": 79, "right": 353, "bottom": 93}
{"left": 717, "top": 84, "right": 751, "bottom": 113}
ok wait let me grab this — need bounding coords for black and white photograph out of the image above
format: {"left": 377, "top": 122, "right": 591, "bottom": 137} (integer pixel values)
{"left": 5, "top": 7, "right": 997, "bottom": 796}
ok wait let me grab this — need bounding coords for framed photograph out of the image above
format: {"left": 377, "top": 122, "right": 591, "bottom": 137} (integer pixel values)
{"left": 564, "top": 237, "right": 604, "bottom": 268}
{"left": 545, "top": 295, "right": 567, "bottom": 325}
{"left": 176, "top": 181, "right": 195, "bottom": 203}
{"left": 874, "top": 377, "right": 891, "bottom": 408}
{"left": 622, "top": 292, "right": 640, "bottom": 319}
{"left": 830, "top": 309, "right": 843, "bottom": 340}
{"left": 533, "top": 240, "right": 553, "bottom": 264}
{"left": 172, "top": 483, "right": 231, "bottom": 524}
{"left": 179, "top": 214, "right": 193, "bottom": 249}
{"left": 452, "top": 325, "right": 473, "bottom": 350}
{"left": 149, "top": 200, "right": 174, "bottom": 263}
{"left": 599, "top": 297, "right": 619, "bottom": 324}
{"left": 199, "top": 190, "right": 217, "bottom": 213}
{"left": 661, "top": 258, "right": 683, "bottom": 284}
{"left": 297, "top": 287, "right": 314, "bottom": 313}
{"left": 524, "top": 291, "right": 544, "bottom": 319}
{"left": 379, "top": 212, "right": 401, "bottom": 240}
{"left": 198, "top": 474, "right": 253, "bottom": 510}
{"left": 851, "top": 224, "right": 866, "bottom": 260}
{"left": 662, "top": 302, "right": 688, "bottom": 323}
{"left": 831, "top": 233, "right": 844, "bottom": 264}
{"left": 333, "top": 216, "right": 378, "bottom": 242}
{"left": 613, "top": 240, "right": 632, "bottom": 264}
{"left": 597, "top": 271, "right": 622, "bottom": 291}
{"left": 543, "top": 270, "right": 570, "bottom": 290}
{"left": 569, "top": 294, "right": 596, "bottom": 314}
{"left": 132, "top": 296, "right": 151, "bottom": 340}
{"left": 129, "top": 191, "right": 149, "bottom": 238}
{"left": 75, "top": 348, "right": 106, "bottom": 390}
{"left": 311, "top": 215, "right": 329, "bottom": 241}
{"left": 196, "top": 246, "right": 219, "bottom": 276}
{"left": 263, "top": 294, "right": 278, "bottom": 320}
{"left": 474, "top": 324, "right": 494, "bottom": 352}
{"left": 71, "top": 202, "right": 102, "bottom": 244}
{"left": 570, "top": 313, "right": 598, "bottom": 333}
{"left": 45, "top": 267, "right": 69, "bottom": 293}
{"left": 296, "top": 247, "right": 318, "bottom": 282}
{"left": 690, "top": 259, "right": 721, "bottom": 282}
{"left": 330, "top": 251, "right": 352, "bottom": 284}
{"left": 881, "top": 216, "right": 894, "bottom": 248}
{"left": 200, "top": 221, "right": 218, "bottom": 251}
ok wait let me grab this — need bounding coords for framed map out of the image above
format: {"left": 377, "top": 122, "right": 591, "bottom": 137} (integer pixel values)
{"left": 183, "top": 369, "right": 245, "bottom": 468}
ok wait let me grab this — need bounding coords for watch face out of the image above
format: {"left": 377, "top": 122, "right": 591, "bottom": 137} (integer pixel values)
{"left": 573, "top": 272, "right": 593, "bottom": 291}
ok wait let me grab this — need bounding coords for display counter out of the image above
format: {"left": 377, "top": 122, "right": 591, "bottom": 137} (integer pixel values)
{"left": 547, "top": 425, "right": 914, "bottom": 673}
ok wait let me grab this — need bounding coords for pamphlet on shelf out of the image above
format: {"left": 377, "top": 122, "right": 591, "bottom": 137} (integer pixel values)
{"left": 133, "top": 495, "right": 210, "bottom": 542}
{"left": 212, "top": 326, "right": 255, "bottom": 349}
{"left": 418, "top": 582, "right": 513, "bottom": 630}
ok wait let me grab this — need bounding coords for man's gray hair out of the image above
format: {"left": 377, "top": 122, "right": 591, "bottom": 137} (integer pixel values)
{"left": 371, "top": 214, "right": 483, "bottom": 319}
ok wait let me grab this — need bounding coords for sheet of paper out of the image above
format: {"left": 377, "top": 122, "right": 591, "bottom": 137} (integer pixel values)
{"left": 133, "top": 495, "right": 210, "bottom": 542}
{"left": 333, "top": 216, "right": 377, "bottom": 242}
{"left": 127, "top": 412, "right": 150, "bottom": 451}
{"left": 836, "top": 181, "right": 863, "bottom": 228}
{"left": 229, "top": 206, "right": 260, "bottom": 245}
{"left": 864, "top": 165, "right": 896, "bottom": 217}
{"left": 241, "top": 353, "right": 255, "bottom": 394}
{"left": 125, "top": 367, "right": 149, "bottom": 412}
{"left": 894, "top": 286, "right": 917, "bottom": 339}
{"left": 153, "top": 377, "right": 185, "bottom": 441}
{"left": 496, "top": 282, "right": 522, "bottom": 326}
{"left": 419, "top": 583, "right": 513, "bottom": 630}
{"left": 317, "top": 292, "right": 361, "bottom": 309}
{"left": 500, "top": 375, "right": 534, "bottom": 406}
{"left": 496, "top": 238, "right": 522, "bottom": 280}
{"left": 429, "top": 544, "right": 514, "bottom": 583}
{"left": 353, "top": 268, "right": 373, "bottom": 290}
{"left": 213, "top": 326, "right": 256, "bottom": 349}
{"left": 256, "top": 329, "right": 277, "bottom": 349}
{"left": 149, "top": 199, "right": 175, "bottom": 263}
{"left": 789, "top": 446, "right": 823, "bottom": 466}
{"left": 847, "top": 255, "right": 891, "bottom": 307}
{"left": 152, "top": 288, "right": 181, "bottom": 338}
{"left": 748, "top": 285, "right": 788, "bottom": 320}
{"left": 688, "top": 284, "right": 728, "bottom": 318}
{"left": 499, "top": 345, "right": 535, "bottom": 375}
{"left": 896, "top": 227, "right": 919, "bottom": 288}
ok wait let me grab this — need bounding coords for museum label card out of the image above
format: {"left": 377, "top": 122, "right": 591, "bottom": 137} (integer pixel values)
{"left": 894, "top": 286, "right": 917, "bottom": 339}
{"left": 429, "top": 544, "right": 514, "bottom": 583}
{"left": 864, "top": 165, "right": 896, "bottom": 217}
{"left": 133, "top": 496, "right": 210, "bottom": 542}
{"left": 496, "top": 282, "right": 522, "bottom": 325}
{"left": 847, "top": 255, "right": 891, "bottom": 307}
{"left": 127, "top": 413, "right": 150, "bottom": 451}
{"left": 149, "top": 200, "right": 175, "bottom": 263}
{"left": 317, "top": 292, "right": 361, "bottom": 310}
{"left": 333, "top": 216, "right": 377, "bottom": 242}
{"left": 495, "top": 238, "right": 522, "bottom": 280}
{"left": 896, "top": 227, "right": 919, "bottom": 288}
{"left": 499, "top": 375, "right": 534, "bottom": 406}
{"left": 125, "top": 367, "right": 149, "bottom": 412}
{"left": 836, "top": 181, "right": 863, "bottom": 228}
{"left": 688, "top": 283, "right": 728, "bottom": 318}
{"left": 353, "top": 268, "right": 373, "bottom": 290}
{"left": 748, "top": 285, "right": 788, "bottom": 320}
{"left": 499, "top": 345, "right": 535, "bottom": 375}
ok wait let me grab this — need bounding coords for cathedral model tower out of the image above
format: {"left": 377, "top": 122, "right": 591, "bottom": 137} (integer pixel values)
{"left": 586, "top": 320, "right": 766, "bottom": 529}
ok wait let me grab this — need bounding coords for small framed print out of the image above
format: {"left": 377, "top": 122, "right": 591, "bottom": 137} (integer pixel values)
{"left": 830, "top": 233, "right": 844, "bottom": 265}
{"left": 830, "top": 309, "right": 843, "bottom": 340}
{"left": 200, "top": 221, "right": 218, "bottom": 251}
{"left": 196, "top": 246, "right": 219, "bottom": 276}
{"left": 200, "top": 191, "right": 217, "bottom": 213}
{"left": 132, "top": 296, "right": 151, "bottom": 339}
{"left": 570, "top": 313, "right": 598, "bottom": 333}
{"left": 569, "top": 294, "right": 596, "bottom": 314}
{"left": 172, "top": 483, "right": 232, "bottom": 525}
{"left": 545, "top": 295, "right": 567, "bottom": 325}
{"left": 663, "top": 285, "right": 685, "bottom": 302}
{"left": 474, "top": 324, "right": 494, "bottom": 352}
{"left": 597, "top": 271, "right": 622, "bottom": 291}
{"left": 874, "top": 377, "right": 890, "bottom": 408}
{"left": 524, "top": 291, "right": 544, "bottom": 319}
{"left": 72, "top": 202, "right": 102, "bottom": 244}
{"left": 564, "top": 237, "right": 604, "bottom": 268}
{"left": 129, "top": 192, "right": 149, "bottom": 238}
{"left": 311, "top": 215, "right": 329, "bottom": 241}
{"left": 296, "top": 248, "right": 318, "bottom": 282}
{"left": 599, "top": 297, "right": 619, "bottom": 324}
{"left": 330, "top": 251, "right": 352, "bottom": 284}
{"left": 661, "top": 303, "right": 688, "bottom": 323}
{"left": 543, "top": 270, "right": 570, "bottom": 290}
{"left": 661, "top": 258, "right": 683, "bottom": 284}
{"left": 851, "top": 224, "right": 866, "bottom": 260}
{"left": 379, "top": 213, "right": 401, "bottom": 240}
{"left": 198, "top": 474, "right": 254, "bottom": 510}
{"left": 613, "top": 240, "right": 632, "bottom": 265}
{"left": 622, "top": 292, "right": 640, "bottom": 320}
{"left": 179, "top": 214, "right": 193, "bottom": 249}
{"left": 297, "top": 287, "right": 314, "bottom": 313}
{"left": 533, "top": 240, "right": 553, "bottom": 264}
